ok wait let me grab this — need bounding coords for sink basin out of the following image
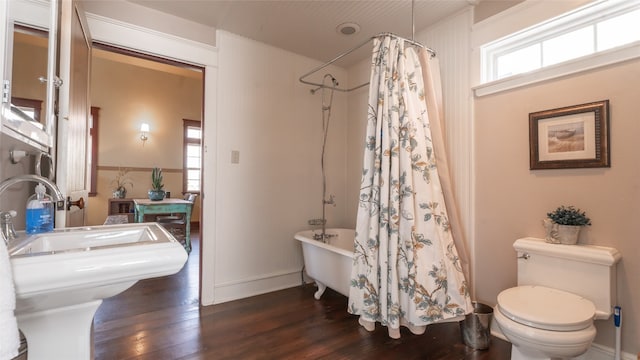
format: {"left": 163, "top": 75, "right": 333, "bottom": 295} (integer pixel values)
{"left": 9, "top": 222, "right": 188, "bottom": 360}
{"left": 11, "top": 223, "right": 174, "bottom": 256}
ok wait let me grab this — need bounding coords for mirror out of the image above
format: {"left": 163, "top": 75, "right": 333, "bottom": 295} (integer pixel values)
{"left": 11, "top": 26, "right": 47, "bottom": 127}
{"left": 0, "top": 0, "right": 56, "bottom": 232}
{"left": 2, "top": 0, "right": 54, "bottom": 152}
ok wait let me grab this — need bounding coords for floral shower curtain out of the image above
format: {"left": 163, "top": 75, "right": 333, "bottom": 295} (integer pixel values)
{"left": 348, "top": 35, "right": 472, "bottom": 339}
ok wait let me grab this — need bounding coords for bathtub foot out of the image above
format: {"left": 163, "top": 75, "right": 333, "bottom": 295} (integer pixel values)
{"left": 314, "top": 281, "right": 327, "bottom": 300}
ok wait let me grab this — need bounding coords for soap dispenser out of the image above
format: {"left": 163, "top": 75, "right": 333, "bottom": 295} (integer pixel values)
{"left": 26, "top": 183, "right": 54, "bottom": 234}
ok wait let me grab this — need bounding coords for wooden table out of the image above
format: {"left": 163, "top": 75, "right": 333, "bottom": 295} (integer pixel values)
{"left": 133, "top": 198, "right": 192, "bottom": 253}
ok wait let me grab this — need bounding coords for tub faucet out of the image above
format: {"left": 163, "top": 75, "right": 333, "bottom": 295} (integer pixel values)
{"left": 0, "top": 174, "right": 65, "bottom": 245}
{"left": 312, "top": 232, "right": 337, "bottom": 243}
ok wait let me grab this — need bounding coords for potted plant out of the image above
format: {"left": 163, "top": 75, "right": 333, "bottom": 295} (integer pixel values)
{"left": 111, "top": 167, "right": 133, "bottom": 199}
{"left": 543, "top": 205, "right": 591, "bottom": 244}
{"left": 148, "top": 167, "right": 166, "bottom": 201}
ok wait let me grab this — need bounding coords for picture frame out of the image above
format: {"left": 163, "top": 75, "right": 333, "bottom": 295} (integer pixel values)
{"left": 529, "top": 100, "right": 610, "bottom": 170}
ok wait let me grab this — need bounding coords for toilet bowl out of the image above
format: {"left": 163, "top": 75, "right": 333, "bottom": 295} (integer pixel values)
{"left": 494, "top": 238, "right": 621, "bottom": 360}
{"left": 494, "top": 285, "right": 596, "bottom": 359}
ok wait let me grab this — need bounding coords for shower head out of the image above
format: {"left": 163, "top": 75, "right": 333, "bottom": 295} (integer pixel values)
{"left": 310, "top": 74, "right": 340, "bottom": 94}
{"left": 326, "top": 74, "right": 339, "bottom": 87}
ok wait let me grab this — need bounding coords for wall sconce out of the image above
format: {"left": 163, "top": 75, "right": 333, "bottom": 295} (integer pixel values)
{"left": 140, "top": 123, "right": 149, "bottom": 146}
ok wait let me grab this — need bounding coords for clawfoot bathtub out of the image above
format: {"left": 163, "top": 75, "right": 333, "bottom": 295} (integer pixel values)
{"left": 294, "top": 228, "right": 355, "bottom": 299}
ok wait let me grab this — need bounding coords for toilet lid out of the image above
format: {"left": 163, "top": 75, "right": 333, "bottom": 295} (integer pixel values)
{"left": 497, "top": 285, "right": 595, "bottom": 331}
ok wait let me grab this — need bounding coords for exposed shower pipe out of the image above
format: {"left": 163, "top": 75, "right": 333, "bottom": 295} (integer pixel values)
{"left": 411, "top": 0, "right": 415, "bottom": 41}
{"left": 314, "top": 74, "right": 337, "bottom": 242}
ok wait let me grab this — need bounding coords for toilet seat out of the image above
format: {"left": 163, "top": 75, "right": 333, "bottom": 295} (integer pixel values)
{"left": 497, "top": 285, "right": 595, "bottom": 331}
{"left": 493, "top": 307, "right": 597, "bottom": 359}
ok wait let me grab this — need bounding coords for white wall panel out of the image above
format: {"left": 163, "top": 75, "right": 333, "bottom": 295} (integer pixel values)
{"left": 419, "top": 9, "right": 475, "bottom": 292}
{"left": 214, "top": 31, "right": 349, "bottom": 302}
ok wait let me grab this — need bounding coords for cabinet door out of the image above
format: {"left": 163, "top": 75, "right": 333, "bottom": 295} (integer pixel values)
{"left": 55, "top": 0, "right": 91, "bottom": 228}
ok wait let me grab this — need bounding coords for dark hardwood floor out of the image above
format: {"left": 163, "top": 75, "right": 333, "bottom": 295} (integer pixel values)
{"left": 93, "top": 233, "right": 511, "bottom": 359}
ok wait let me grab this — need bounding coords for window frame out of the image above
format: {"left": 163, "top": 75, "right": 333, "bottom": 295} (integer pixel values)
{"left": 183, "top": 119, "right": 201, "bottom": 194}
{"left": 88, "top": 106, "right": 100, "bottom": 197}
{"left": 477, "top": 0, "right": 640, "bottom": 95}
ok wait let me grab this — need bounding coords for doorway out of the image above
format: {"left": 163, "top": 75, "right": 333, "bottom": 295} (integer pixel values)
{"left": 86, "top": 44, "right": 204, "bottom": 302}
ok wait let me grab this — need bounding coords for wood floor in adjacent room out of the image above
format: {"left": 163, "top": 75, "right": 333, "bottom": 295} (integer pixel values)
{"left": 93, "top": 233, "right": 511, "bottom": 359}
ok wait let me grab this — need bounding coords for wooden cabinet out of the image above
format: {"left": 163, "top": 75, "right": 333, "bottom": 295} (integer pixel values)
{"left": 108, "top": 198, "right": 135, "bottom": 223}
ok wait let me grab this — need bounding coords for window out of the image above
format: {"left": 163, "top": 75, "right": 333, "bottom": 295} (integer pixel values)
{"left": 89, "top": 107, "right": 100, "bottom": 196}
{"left": 183, "top": 119, "right": 201, "bottom": 193}
{"left": 482, "top": 0, "right": 640, "bottom": 83}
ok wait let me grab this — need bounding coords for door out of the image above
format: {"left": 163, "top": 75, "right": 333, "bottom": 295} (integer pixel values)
{"left": 55, "top": 0, "right": 91, "bottom": 227}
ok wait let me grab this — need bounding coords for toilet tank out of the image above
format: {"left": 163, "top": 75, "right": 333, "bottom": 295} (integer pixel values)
{"left": 514, "top": 237, "right": 621, "bottom": 320}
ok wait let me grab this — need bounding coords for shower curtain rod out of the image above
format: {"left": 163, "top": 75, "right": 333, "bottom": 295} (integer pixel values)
{"left": 299, "top": 32, "right": 436, "bottom": 93}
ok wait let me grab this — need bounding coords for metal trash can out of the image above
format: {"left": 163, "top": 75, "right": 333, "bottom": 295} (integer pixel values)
{"left": 460, "top": 301, "right": 493, "bottom": 350}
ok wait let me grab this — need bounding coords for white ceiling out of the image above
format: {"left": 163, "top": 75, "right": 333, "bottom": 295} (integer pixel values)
{"left": 127, "top": 0, "right": 472, "bottom": 67}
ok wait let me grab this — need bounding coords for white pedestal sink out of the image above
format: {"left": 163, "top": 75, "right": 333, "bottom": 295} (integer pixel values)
{"left": 9, "top": 222, "right": 188, "bottom": 360}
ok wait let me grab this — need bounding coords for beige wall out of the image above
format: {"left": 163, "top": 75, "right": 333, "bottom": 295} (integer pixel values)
{"left": 86, "top": 54, "right": 203, "bottom": 226}
{"left": 473, "top": 0, "right": 523, "bottom": 23}
{"left": 474, "top": 58, "right": 640, "bottom": 353}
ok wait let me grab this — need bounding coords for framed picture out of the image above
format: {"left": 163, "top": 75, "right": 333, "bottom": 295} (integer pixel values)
{"left": 529, "top": 100, "right": 610, "bottom": 170}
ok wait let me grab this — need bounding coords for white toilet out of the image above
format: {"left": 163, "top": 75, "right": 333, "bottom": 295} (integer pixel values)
{"left": 491, "top": 237, "right": 621, "bottom": 360}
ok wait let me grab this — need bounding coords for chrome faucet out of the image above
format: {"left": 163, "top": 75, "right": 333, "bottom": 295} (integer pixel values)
{"left": 0, "top": 174, "right": 65, "bottom": 245}
{"left": 1, "top": 211, "right": 17, "bottom": 244}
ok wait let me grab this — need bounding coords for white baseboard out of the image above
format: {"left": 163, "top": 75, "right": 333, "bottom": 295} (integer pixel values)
{"left": 579, "top": 343, "right": 636, "bottom": 360}
{"left": 212, "top": 269, "right": 303, "bottom": 304}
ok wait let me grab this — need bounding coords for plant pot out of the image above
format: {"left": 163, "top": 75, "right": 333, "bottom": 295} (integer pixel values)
{"left": 148, "top": 190, "right": 166, "bottom": 201}
{"left": 556, "top": 224, "right": 581, "bottom": 245}
{"left": 543, "top": 218, "right": 581, "bottom": 245}
{"left": 112, "top": 188, "right": 126, "bottom": 199}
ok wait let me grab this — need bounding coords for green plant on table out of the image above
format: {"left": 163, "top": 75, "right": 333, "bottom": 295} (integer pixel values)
{"left": 151, "top": 167, "right": 164, "bottom": 191}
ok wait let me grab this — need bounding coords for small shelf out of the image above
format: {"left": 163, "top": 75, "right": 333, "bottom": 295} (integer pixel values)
{"left": 108, "top": 198, "right": 135, "bottom": 223}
